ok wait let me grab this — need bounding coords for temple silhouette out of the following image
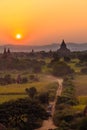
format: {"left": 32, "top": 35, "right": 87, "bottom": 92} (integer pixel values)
{"left": 57, "top": 40, "right": 71, "bottom": 57}
{"left": 2, "top": 48, "right": 11, "bottom": 58}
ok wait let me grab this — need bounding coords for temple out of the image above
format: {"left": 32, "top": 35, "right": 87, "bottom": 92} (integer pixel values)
{"left": 3, "top": 48, "right": 11, "bottom": 58}
{"left": 57, "top": 40, "right": 71, "bottom": 57}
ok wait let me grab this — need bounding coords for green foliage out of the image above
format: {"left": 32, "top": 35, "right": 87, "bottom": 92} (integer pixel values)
{"left": 29, "top": 74, "right": 39, "bottom": 82}
{"left": 51, "top": 52, "right": 60, "bottom": 63}
{"left": 0, "top": 74, "right": 16, "bottom": 85}
{"left": 78, "top": 96, "right": 87, "bottom": 105}
{"left": 78, "top": 53, "right": 87, "bottom": 62}
{"left": 0, "top": 58, "right": 44, "bottom": 73}
{"left": 77, "top": 117, "right": 87, "bottom": 130}
{"left": 53, "top": 78, "right": 79, "bottom": 129}
{"left": 25, "top": 87, "right": 37, "bottom": 99}
{"left": 64, "top": 56, "right": 71, "bottom": 62}
{"left": 53, "top": 109, "right": 74, "bottom": 126}
{"left": 56, "top": 80, "right": 78, "bottom": 106}
{"left": 38, "top": 92, "right": 49, "bottom": 104}
{"left": 58, "top": 120, "right": 71, "bottom": 130}
{"left": 73, "top": 75, "right": 87, "bottom": 96}
{"left": 21, "top": 77, "right": 28, "bottom": 84}
{"left": 51, "top": 61, "right": 74, "bottom": 77}
{"left": 0, "top": 98, "right": 48, "bottom": 130}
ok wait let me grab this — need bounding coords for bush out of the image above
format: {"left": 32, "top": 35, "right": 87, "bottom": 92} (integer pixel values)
{"left": 0, "top": 74, "right": 16, "bottom": 85}
{"left": 53, "top": 78, "right": 79, "bottom": 129}
{"left": 0, "top": 98, "right": 48, "bottom": 130}
{"left": 53, "top": 109, "right": 74, "bottom": 126}
{"left": 77, "top": 117, "right": 87, "bottom": 130}
{"left": 64, "top": 56, "right": 71, "bottom": 62}
{"left": 25, "top": 87, "right": 37, "bottom": 99}
{"left": 38, "top": 92, "right": 49, "bottom": 104}
{"left": 58, "top": 120, "right": 71, "bottom": 130}
{"left": 51, "top": 61, "right": 74, "bottom": 77}
{"left": 29, "top": 75, "right": 39, "bottom": 82}
{"left": 21, "top": 77, "right": 28, "bottom": 84}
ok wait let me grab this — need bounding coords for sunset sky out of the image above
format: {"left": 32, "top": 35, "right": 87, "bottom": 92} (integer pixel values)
{"left": 0, "top": 0, "right": 87, "bottom": 45}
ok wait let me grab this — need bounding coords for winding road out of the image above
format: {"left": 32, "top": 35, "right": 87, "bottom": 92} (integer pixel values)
{"left": 36, "top": 78, "right": 63, "bottom": 130}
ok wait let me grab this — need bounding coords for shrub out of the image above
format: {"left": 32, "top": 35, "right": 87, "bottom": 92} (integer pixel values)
{"left": 21, "top": 77, "right": 28, "bottom": 84}
{"left": 25, "top": 87, "right": 37, "bottom": 99}
{"left": 51, "top": 61, "right": 74, "bottom": 77}
{"left": 53, "top": 109, "right": 74, "bottom": 126}
{"left": 77, "top": 117, "right": 87, "bottom": 130}
{"left": 0, "top": 98, "right": 48, "bottom": 130}
{"left": 29, "top": 75, "right": 39, "bottom": 82}
{"left": 38, "top": 92, "right": 49, "bottom": 104}
{"left": 64, "top": 56, "right": 71, "bottom": 62}
{"left": 0, "top": 74, "right": 16, "bottom": 85}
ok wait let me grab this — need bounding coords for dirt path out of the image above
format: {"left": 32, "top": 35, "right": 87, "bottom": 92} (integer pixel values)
{"left": 35, "top": 78, "right": 63, "bottom": 130}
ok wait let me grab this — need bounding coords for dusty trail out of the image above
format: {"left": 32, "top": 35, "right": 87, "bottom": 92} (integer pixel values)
{"left": 35, "top": 77, "right": 63, "bottom": 130}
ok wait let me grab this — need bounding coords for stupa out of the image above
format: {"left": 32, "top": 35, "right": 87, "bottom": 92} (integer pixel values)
{"left": 57, "top": 40, "right": 71, "bottom": 57}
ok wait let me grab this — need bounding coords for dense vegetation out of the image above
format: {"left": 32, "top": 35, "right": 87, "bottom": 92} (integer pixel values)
{"left": 0, "top": 50, "right": 87, "bottom": 130}
{"left": 53, "top": 77, "right": 87, "bottom": 130}
{"left": 0, "top": 98, "right": 48, "bottom": 130}
{"left": 0, "top": 86, "right": 54, "bottom": 130}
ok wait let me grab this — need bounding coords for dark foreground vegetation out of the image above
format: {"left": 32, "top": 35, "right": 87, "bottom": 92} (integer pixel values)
{"left": 0, "top": 86, "right": 52, "bottom": 130}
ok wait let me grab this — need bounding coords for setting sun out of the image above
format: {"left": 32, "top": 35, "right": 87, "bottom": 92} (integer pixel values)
{"left": 16, "top": 34, "right": 22, "bottom": 40}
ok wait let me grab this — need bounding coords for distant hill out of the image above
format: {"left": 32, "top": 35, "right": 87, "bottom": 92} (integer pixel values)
{"left": 0, "top": 43, "right": 87, "bottom": 52}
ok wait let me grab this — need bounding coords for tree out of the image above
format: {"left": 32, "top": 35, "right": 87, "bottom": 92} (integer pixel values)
{"left": 78, "top": 53, "right": 87, "bottom": 62}
{"left": 77, "top": 117, "right": 87, "bottom": 130}
{"left": 52, "top": 61, "right": 74, "bottom": 77}
{"left": 64, "top": 56, "right": 71, "bottom": 62}
{"left": 25, "top": 87, "right": 37, "bottom": 99}
{"left": 4, "top": 74, "right": 12, "bottom": 84}
{"left": 21, "top": 77, "right": 28, "bottom": 84}
{"left": 38, "top": 92, "right": 49, "bottom": 104}
{"left": 52, "top": 52, "right": 60, "bottom": 62}
{"left": 0, "top": 98, "right": 48, "bottom": 130}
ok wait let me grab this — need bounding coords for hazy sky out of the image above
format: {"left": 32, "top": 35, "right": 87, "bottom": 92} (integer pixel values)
{"left": 0, "top": 0, "right": 87, "bottom": 45}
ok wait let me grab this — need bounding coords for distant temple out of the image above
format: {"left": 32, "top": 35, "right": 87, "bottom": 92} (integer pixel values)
{"left": 3, "top": 48, "right": 11, "bottom": 58}
{"left": 3, "top": 48, "right": 11, "bottom": 54}
{"left": 57, "top": 40, "right": 71, "bottom": 57}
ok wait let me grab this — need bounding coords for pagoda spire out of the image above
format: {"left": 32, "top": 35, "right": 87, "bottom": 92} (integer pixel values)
{"left": 60, "top": 39, "right": 66, "bottom": 49}
{"left": 4, "top": 47, "right": 6, "bottom": 54}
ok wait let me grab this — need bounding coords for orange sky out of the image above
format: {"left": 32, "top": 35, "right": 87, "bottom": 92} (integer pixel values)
{"left": 0, "top": 0, "right": 87, "bottom": 45}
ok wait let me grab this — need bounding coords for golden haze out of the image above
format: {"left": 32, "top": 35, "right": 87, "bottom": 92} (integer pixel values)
{"left": 0, "top": 0, "right": 87, "bottom": 45}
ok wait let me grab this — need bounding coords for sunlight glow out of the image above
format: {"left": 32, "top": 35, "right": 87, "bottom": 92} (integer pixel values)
{"left": 16, "top": 34, "right": 22, "bottom": 39}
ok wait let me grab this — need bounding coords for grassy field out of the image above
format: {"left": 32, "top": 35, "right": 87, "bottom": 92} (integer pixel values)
{"left": 72, "top": 74, "right": 87, "bottom": 111}
{"left": 0, "top": 95, "right": 28, "bottom": 104}
{"left": 78, "top": 96, "right": 87, "bottom": 105}
{"left": 73, "top": 74, "right": 87, "bottom": 96}
{"left": 73, "top": 96, "right": 87, "bottom": 111}
{"left": 0, "top": 74, "right": 58, "bottom": 104}
{"left": 73, "top": 104, "right": 85, "bottom": 111}
{"left": 68, "top": 59, "right": 81, "bottom": 73}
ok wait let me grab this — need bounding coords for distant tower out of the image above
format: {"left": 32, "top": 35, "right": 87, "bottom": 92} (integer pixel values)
{"left": 60, "top": 40, "right": 67, "bottom": 49}
{"left": 31, "top": 49, "right": 34, "bottom": 53}
{"left": 7, "top": 48, "right": 11, "bottom": 54}
{"left": 3, "top": 48, "right": 7, "bottom": 54}
{"left": 3, "top": 48, "right": 11, "bottom": 58}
